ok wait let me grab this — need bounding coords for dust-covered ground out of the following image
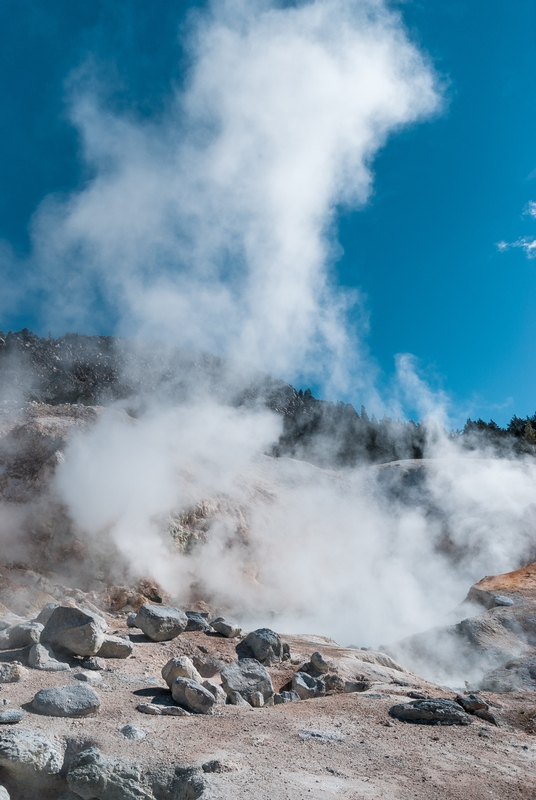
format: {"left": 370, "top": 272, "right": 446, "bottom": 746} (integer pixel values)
{"left": 1, "top": 615, "right": 535, "bottom": 800}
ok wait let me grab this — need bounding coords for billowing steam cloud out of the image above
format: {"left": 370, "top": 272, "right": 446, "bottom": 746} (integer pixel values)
{"left": 6, "top": 0, "right": 536, "bottom": 666}
{"left": 30, "top": 0, "right": 439, "bottom": 392}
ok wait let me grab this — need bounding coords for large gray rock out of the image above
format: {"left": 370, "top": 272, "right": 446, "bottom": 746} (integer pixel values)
{"left": 310, "top": 651, "right": 330, "bottom": 674}
{"left": 220, "top": 658, "right": 274, "bottom": 703}
{"left": 134, "top": 604, "right": 187, "bottom": 642}
{"left": 192, "top": 653, "right": 227, "bottom": 678}
{"left": 171, "top": 677, "right": 215, "bottom": 715}
{"left": 67, "top": 747, "right": 155, "bottom": 800}
{"left": 0, "top": 729, "right": 64, "bottom": 782}
{"left": 40, "top": 606, "right": 105, "bottom": 657}
{"left": 0, "top": 664, "right": 28, "bottom": 683}
{"left": 31, "top": 684, "right": 100, "bottom": 717}
{"left": 455, "top": 694, "right": 489, "bottom": 712}
{"left": 28, "top": 643, "right": 70, "bottom": 672}
{"left": 202, "top": 680, "right": 227, "bottom": 705}
{"left": 292, "top": 671, "right": 325, "bottom": 700}
{"left": 162, "top": 656, "right": 202, "bottom": 688}
{"left": 0, "top": 622, "right": 43, "bottom": 650}
{"left": 389, "top": 698, "right": 472, "bottom": 725}
{"left": 237, "top": 628, "right": 282, "bottom": 665}
{"left": 97, "top": 635, "right": 133, "bottom": 659}
{"left": 478, "top": 655, "right": 536, "bottom": 692}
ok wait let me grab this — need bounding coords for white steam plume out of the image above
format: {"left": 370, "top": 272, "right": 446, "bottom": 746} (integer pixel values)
{"left": 30, "top": 0, "right": 440, "bottom": 393}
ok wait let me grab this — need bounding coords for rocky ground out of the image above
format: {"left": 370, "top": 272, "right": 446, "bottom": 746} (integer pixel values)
{"left": 0, "top": 566, "right": 534, "bottom": 799}
{"left": 0, "top": 403, "right": 535, "bottom": 798}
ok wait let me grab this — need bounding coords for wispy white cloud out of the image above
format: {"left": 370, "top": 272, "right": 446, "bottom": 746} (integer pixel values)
{"left": 497, "top": 199, "right": 536, "bottom": 259}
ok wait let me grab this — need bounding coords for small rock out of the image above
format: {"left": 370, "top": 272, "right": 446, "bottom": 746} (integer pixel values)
{"left": 162, "top": 656, "right": 202, "bottom": 687}
{"left": 237, "top": 628, "right": 282, "bottom": 664}
{"left": 0, "top": 711, "right": 23, "bottom": 725}
{"left": 202, "top": 759, "right": 237, "bottom": 773}
{"left": 324, "top": 674, "right": 345, "bottom": 692}
{"left": 97, "top": 634, "right": 133, "bottom": 659}
{"left": 28, "top": 643, "right": 70, "bottom": 672}
{"left": 82, "top": 656, "right": 106, "bottom": 671}
{"left": 31, "top": 684, "right": 100, "bottom": 717}
{"left": 211, "top": 618, "right": 242, "bottom": 638}
{"left": 344, "top": 680, "right": 370, "bottom": 693}
{"left": 126, "top": 613, "right": 138, "bottom": 628}
{"left": 249, "top": 691, "right": 264, "bottom": 708}
{"left": 185, "top": 612, "right": 212, "bottom": 632}
{"left": 221, "top": 659, "right": 274, "bottom": 704}
{"left": 134, "top": 604, "right": 187, "bottom": 642}
{"left": 298, "top": 729, "right": 343, "bottom": 742}
{"left": 171, "top": 677, "right": 215, "bottom": 715}
{"left": 119, "top": 724, "right": 146, "bottom": 740}
{"left": 455, "top": 694, "right": 489, "bottom": 713}
{"left": 226, "top": 691, "right": 250, "bottom": 706}
{"left": 74, "top": 671, "right": 103, "bottom": 685}
{"left": 385, "top": 720, "right": 395, "bottom": 727}
{"left": 474, "top": 708, "right": 499, "bottom": 725}
{"left": 40, "top": 606, "right": 105, "bottom": 657}
{"left": 0, "top": 664, "right": 28, "bottom": 684}
{"left": 274, "top": 690, "right": 300, "bottom": 704}
{"left": 1, "top": 622, "right": 43, "bottom": 650}
{"left": 310, "top": 651, "right": 330, "bottom": 673}
{"left": 407, "top": 690, "right": 427, "bottom": 700}
{"left": 192, "top": 654, "right": 227, "bottom": 678}
{"left": 389, "top": 698, "right": 472, "bottom": 726}
{"left": 161, "top": 705, "right": 190, "bottom": 716}
{"left": 292, "top": 671, "right": 325, "bottom": 700}
{"left": 137, "top": 703, "right": 162, "bottom": 715}
{"left": 202, "top": 680, "right": 227, "bottom": 704}
{"left": 35, "top": 602, "right": 60, "bottom": 626}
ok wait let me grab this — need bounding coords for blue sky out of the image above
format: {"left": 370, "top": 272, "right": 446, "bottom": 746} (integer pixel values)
{"left": 1, "top": 0, "right": 536, "bottom": 426}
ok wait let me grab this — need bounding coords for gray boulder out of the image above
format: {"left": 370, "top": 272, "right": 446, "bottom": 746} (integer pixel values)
{"left": 35, "top": 602, "right": 60, "bottom": 625}
{"left": 0, "top": 711, "right": 23, "bottom": 725}
{"left": 455, "top": 694, "right": 489, "bottom": 713}
{"left": 162, "top": 656, "right": 202, "bottom": 687}
{"left": 249, "top": 691, "right": 264, "bottom": 708}
{"left": 126, "top": 613, "right": 138, "bottom": 628}
{"left": 226, "top": 691, "right": 250, "bottom": 706}
{"left": 389, "top": 698, "right": 472, "bottom": 725}
{"left": 192, "top": 653, "right": 227, "bottom": 678}
{"left": 0, "top": 664, "right": 28, "bottom": 683}
{"left": 201, "top": 680, "right": 227, "bottom": 704}
{"left": 237, "top": 628, "right": 282, "bottom": 664}
{"left": 28, "top": 643, "right": 70, "bottom": 672}
{"left": 97, "top": 635, "right": 133, "bottom": 659}
{"left": 67, "top": 747, "right": 155, "bottom": 800}
{"left": 478, "top": 655, "right": 536, "bottom": 692}
{"left": 185, "top": 612, "right": 212, "bottom": 632}
{"left": 274, "top": 690, "right": 300, "bottom": 704}
{"left": 171, "top": 677, "right": 215, "bottom": 715}
{"left": 134, "top": 604, "right": 187, "bottom": 642}
{"left": 211, "top": 618, "right": 242, "bottom": 638}
{"left": 0, "top": 622, "right": 43, "bottom": 650}
{"left": 0, "top": 729, "right": 64, "bottom": 783}
{"left": 292, "top": 671, "right": 325, "bottom": 700}
{"left": 40, "top": 606, "right": 105, "bottom": 657}
{"left": 31, "top": 684, "right": 100, "bottom": 717}
{"left": 344, "top": 680, "right": 369, "bottom": 693}
{"left": 220, "top": 658, "right": 274, "bottom": 703}
{"left": 310, "top": 651, "right": 330, "bottom": 673}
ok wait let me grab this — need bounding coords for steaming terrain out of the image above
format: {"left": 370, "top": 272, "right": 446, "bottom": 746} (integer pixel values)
{"left": 0, "top": 359, "right": 535, "bottom": 798}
